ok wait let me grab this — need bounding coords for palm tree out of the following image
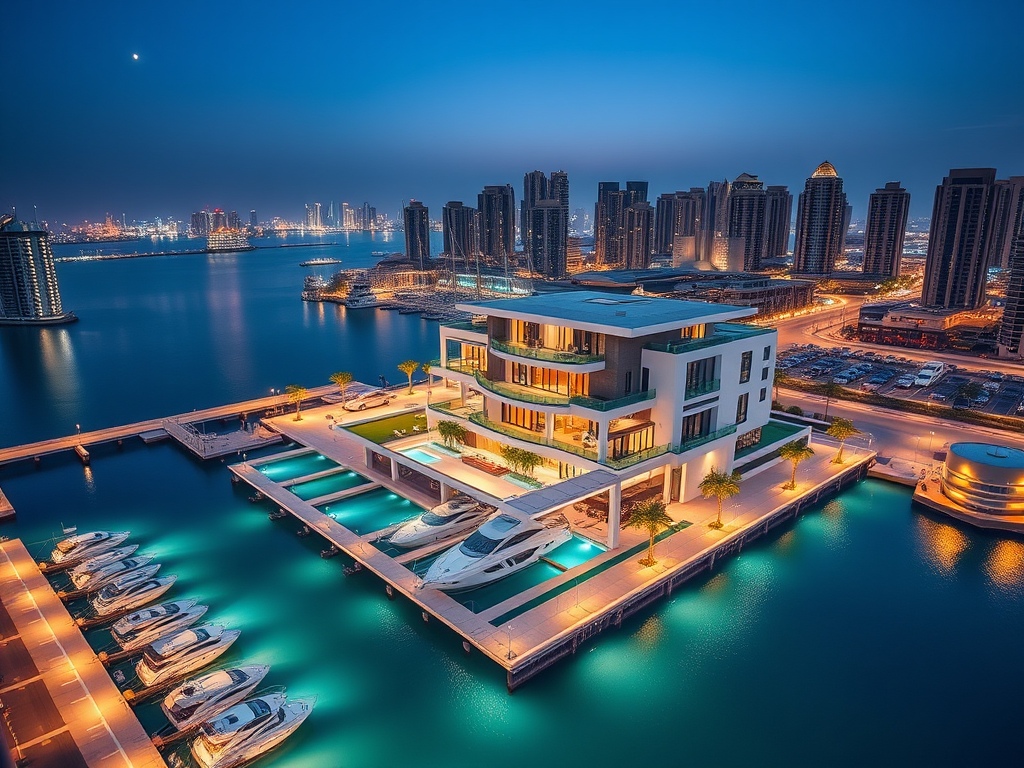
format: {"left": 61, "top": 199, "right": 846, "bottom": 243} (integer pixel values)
{"left": 825, "top": 417, "right": 861, "bottom": 464}
{"left": 779, "top": 440, "right": 815, "bottom": 490}
{"left": 436, "top": 420, "right": 466, "bottom": 450}
{"left": 820, "top": 381, "right": 842, "bottom": 420}
{"left": 773, "top": 368, "right": 790, "bottom": 405}
{"left": 285, "top": 384, "right": 307, "bottom": 421}
{"left": 518, "top": 450, "right": 543, "bottom": 478}
{"left": 397, "top": 360, "right": 419, "bottom": 393}
{"left": 625, "top": 497, "right": 674, "bottom": 567}
{"left": 421, "top": 362, "right": 432, "bottom": 389}
{"left": 329, "top": 371, "right": 352, "bottom": 404}
{"left": 699, "top": 468, "right": 742, "bottom": 530}
{"left": 955, "top": 381, "right": 983, "bottom": 404}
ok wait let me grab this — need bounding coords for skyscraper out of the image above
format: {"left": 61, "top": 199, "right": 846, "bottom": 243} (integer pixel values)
{"left": 654, "top": 194, "right": 677, "bottom": 257}
{"left": 595, "top": 182, "right": 620, "bottom": 265}
{"left": 477, "top": 185, "right": 515, "bottom": 265}
{"left": 701, "top": 179, "right": 730, "bottom": 263}
{"left": 0, "top": 216, "right": 73, "bottom": 324}
{"left": 622, "top": 202, "right": 654, "bottom": 269}
{"left": 862, "top": 182, "right": 910, "bottom": 277}
{"left": 403, "top": 200, "right": 431, "bottom": 269}
{"left": 793, "top": 161, "right": 847, "bottom": 275}
{"left": 523, "top": 170, "right": 569, "bottom": 272}
{"left": 249, "top": 210, "right": 258, "bottom": 228}
{"left": 998, "top": 235, "right": 1024, "bottom": 358}
{"left": 922, "top": 168, "right": 997, "bottom": 310}
{"left": 986, "top": 177, "right": 1024, "bottom": 269}
{"left": 726, "top": 173, "right": 767, "bottom": 271}
{"left": 528, "top": 200, "right": 569, "bottom": 278}
{"left": 228, "top": 211, "right": 241, "bottom": 230}
{"left": 211, "top": 208, "right": 228, "bottom": 231}
{"left": 672, "top": 188, "right": 705, "bottom": 264}
{"left": 442, "top": 202, "right": 481, "bottom": 267}
{"left": 190, "top": 210, "right": 210, "bottom": 236}
{"left": 764, "top": 186, "right": 792, "bottom": 260}
{"left": 595, "top": 181, "right": 648, "bottom": 267}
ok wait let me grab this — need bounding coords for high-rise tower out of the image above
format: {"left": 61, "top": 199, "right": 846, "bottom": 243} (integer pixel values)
{"left": 523, "top": 171, "right": 569, "bottom": 273}
{"left": 442, "top": 202, "right": 481, "bottom": 267}
{"left": 403, "top": 200, "right": 431, "bottom": 269}
{"left": 0, "top": 216, "right": 74, "bottom": 324}
{"left": 764, "top": 186, "right": 792, "bottom": 260}
{"left": 922, "top": 168, "right": 997, "bottom": 310}
{"left": 595, "top": 181, "right": 648, "bottom": 267}
{"left": 863, "top": 182, "right": 910, "bottom": 278}
{"left": 986, "top": 177, "right": 1024, "bottom": 269}
{"left": 527, "top": 200, "right": 568, "bottom": 278}
{"left": 999, "top": 234, "right": 1024, "bottom": 358}
{"left": 793, "top": 161, "right": 847, "bottom": 275}
{"left": 622, "top": 202, "right": 654, "bottom": 269}
{"left": 477, "top": 185, "right": 516, "bottom": 265}
{"left": 726, "top": 173, "right": 767, "bottom": 271}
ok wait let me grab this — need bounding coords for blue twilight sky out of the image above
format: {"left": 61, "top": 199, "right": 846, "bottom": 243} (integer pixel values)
{"left": 2, "top": 0, "right": 1022, "bottom": 224}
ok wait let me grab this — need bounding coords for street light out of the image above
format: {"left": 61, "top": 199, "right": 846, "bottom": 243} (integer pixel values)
{"left": 928, "top": 431, "right": 935, "bottom": 454}
{"left": 75, "top": 423, "right": 80, "bottom": 437}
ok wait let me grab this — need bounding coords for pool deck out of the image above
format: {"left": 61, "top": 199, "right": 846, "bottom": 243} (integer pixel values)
{"left": 0, "top": 539, "right": 165, "bottom": 768}
{"left": 238, "top": 393, "right": 875, "bottom": 690}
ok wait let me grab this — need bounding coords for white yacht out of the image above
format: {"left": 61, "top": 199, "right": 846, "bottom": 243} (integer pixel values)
{"left": 91, "top": 574, "right": 178, "bottom": 617}
{"left": 113, "top": 599, "right": 197, "bottom": 640}
{"left": 421, "top": 512, "right": 572, "bottom": 592}
{"left": 191, "top": 695, "right": 315, "bottom": 768}
{"left": 112, "top": 603, "right": 209, "bottom": 653}
{"left": 160, "top": 665, "right": 271, "bottom": 732}
{"left": 70, "top": 556, "right": 155, "bottom": 592}
{"left": 389, "top": 497, "right": 491, "bottom": 549}
{"left": 69, "top": 544, "right": 139, "bottom": 578}
{"left": 50, "top": 530, "right": 130, "bottom": 566}
{"left": 343, "top": 279, "right": 378, "bottom": 308}
{"left": 136, "top": 624, "right": 241, "bottom": 688}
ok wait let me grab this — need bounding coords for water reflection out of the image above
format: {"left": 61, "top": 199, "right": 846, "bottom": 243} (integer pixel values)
{"left": 984, "top": 539, "right": 1024, "bottom": 592}
{"left": 915, "top": 515, "right": 970, "bottom": 575}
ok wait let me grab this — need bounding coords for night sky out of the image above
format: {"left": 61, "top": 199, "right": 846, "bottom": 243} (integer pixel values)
{"left": 3, "top": 0, "right": 1022, "bottom": 223}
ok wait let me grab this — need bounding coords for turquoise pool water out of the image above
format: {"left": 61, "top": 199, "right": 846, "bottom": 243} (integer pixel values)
{"left": 399, "top": 447, "right": 441, "bottom": 465}
{"left": 259, "top": 452, "right": 339, "bottom": 482}
{"left": 316, "top": 487, "right": 422, "bottom": 536}
{"left": 2, "top": 443, "right": 1024, "bottom": 766}
{"left": 288, "top": 470, "right": 369, "bottom": 501}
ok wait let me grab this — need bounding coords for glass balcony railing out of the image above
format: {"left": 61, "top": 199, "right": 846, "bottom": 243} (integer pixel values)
{"left": 441, "top": 320, "right": 488, "bottom": 334}
{"left": 472, "top": 370, "right": 656, "bottom": 413}
{"left": 672, "top": 424, "right": 738, "bottom": 454}
{"left": 645, "top": 324, "right": 774, "bottom": 355}
{"left": 684, "top": 378, "right": 720, "bottom": 399}
{"left": 602, "top": 444, "right": 671, "bottom": 469}
{"left": 569, "top": 389, "right": 657, "bottom": 412}
{"left": 466, "top": 412, "right": 599, "bottom": 462}
{"left": 490, "top": 338, "right": 605, "bottom": 365}
{"left": 445, "top": 359, "right": 484, "bottom": 375}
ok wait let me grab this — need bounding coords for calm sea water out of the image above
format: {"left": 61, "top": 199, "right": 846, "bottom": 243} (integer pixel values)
{"left": 2, "top": 237, "right": 1024, "bottom": 765}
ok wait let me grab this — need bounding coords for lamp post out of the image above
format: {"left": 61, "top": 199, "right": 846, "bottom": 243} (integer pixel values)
{"left": 506, "top": 623, "right": 514, "bottom": 660}
{"left": 75, "top": 423, "right": 80, "bottom": 438}
{"left": 927, "top": 431, "right": 935, "bottom": 458}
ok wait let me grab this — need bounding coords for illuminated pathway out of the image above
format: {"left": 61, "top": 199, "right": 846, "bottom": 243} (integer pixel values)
{"left": 0, "top": 540, "right": 164, "bottom": 768}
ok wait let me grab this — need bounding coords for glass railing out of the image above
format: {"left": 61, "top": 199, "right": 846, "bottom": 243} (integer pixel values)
{"left": 446, "top": 359, "right": 483, "bottom": 375}
{"left": 685, "top": 379, "right": 720, "bottom": 399}
{"left": 645, "top": 324, "right": 774, "bottom": 355}
{"left": 490, "top": 338, "right": 605, "bottom": 365}
{"left": 569, "top": 389, "right": 656, "bottom": 412}
{"left": 673, "top": 424, "right": 738, "bottom": 454}
{"left": 466, "top": 412, "right": 599, "bottom": 462}
{"left": 441, "top": 320, "right": 488, "bottom": 334}
{"left": 428, "top": 401, "right": 479, "bottom": 419}
{"left": 472, "top": 371, "right": 571, "bottom": 406}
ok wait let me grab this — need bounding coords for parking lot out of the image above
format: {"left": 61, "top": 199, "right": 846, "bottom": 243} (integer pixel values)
{"left": 777, "top": 344, "right": 1024, "bottom": 417}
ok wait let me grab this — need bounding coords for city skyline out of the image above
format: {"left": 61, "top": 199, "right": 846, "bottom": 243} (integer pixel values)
{"left": 3, "top": 2, "right": 1022, "bottom": 222}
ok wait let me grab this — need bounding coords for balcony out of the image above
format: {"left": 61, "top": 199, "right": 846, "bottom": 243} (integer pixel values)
{"left": 445, "top": 358, "right": 484, "bottom": 375}
{"left": 672, "top": 424, "right": 738, "bottom": 454}
{"left": 490, "top": 338, "right": 605, "bottom": 366}
{"left": 684, "top": 378, "right": 720, "bottom": 400}
{"left": 644, "top": 323, "right": 774, "bottom": 355}
{"left": 441, "top": 320, "right": 487, "bottom": 335}
{"left": 466, "top": 411, "right": 599, "bottom": 463}
{"left": 472, "top": 371, "right": 657, "bottom": 413}
{"left": 569, "top": 389, "right": 657, "bottom": 412}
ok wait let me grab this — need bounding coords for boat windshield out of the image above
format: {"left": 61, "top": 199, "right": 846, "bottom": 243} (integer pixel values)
{"left": 421, "top": 511, "right": 458, "bottom": 526}
{"left": 459, "top": 531, "right": 502, "bottom": 558}
{"left": 246, "top": 699, "right": 272, "bottom": 718}
{"left": 227, "top": 669, "right": 249, "bottom": 685}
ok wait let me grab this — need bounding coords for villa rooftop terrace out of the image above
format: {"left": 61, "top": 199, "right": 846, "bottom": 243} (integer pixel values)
{"left": 457, "top": 290, "right": 756, "bottom": 336}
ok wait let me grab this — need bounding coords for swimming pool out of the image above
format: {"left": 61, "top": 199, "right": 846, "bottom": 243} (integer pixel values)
{"left": 316, "top": 487, "right": 424, "bottom": 536}
{"left": 398, "top": 447, "right": 442, "bottom": 465}
{"left": 288, "top": 470, "right": 370, "bottom": 501}
{"left": 258, "top": 452, "right": 339, "bottom": 482}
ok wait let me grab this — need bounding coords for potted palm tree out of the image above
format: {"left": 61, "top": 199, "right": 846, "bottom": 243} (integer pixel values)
{"left": 625, "top": 497, "right": 674, "bottom": 567}
{"left": 285, "top": 384, "right": 307, "bottom": 421}
{"left": 329, "top": 371, "right": 352, "bottom": 405}
{"left": 699, "top": 468, "right": 741, "bottom": 530}
{"left": 825, "top": 417, "right": 861, "bottom": 464}
{"left": 779, "top": 440, "right": 815, "bottom": 490}
{"left": 398, "top": 360, "right": 419, "bottom": 393}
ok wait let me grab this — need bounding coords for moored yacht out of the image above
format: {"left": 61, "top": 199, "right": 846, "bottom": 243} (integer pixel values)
{"left": 91, "top": 574, "right": 178, "bottom": 617}
{"left": 70, "top": 556, "right": 156, "bottom": 592}
{"left": 69, "top": 544, "right": 139, "bottom": 579}
{"left": 421, "top": 512, "right": 572, "bottom": 592}
{"left": 389, "top": 497, "right": 492, "bottom": 548}
{"left": 50, "top": 530, "right": 130, "bottom": 566}
{"left": 113, "top": 599, "right": 197, "bottom": 640}
{"left": 160, "top": 665, "right": 271, "bottom": 732}
{"left": 136, "top": 624, "right": 241, "bottom": 687}
{"left": 343, "top": 279, "right": 378, "bottom": 308}
{"left": 190, "top": 695, "right": 315, "bottom": 768}
{"left": 112, "top": 602, "right": 209, "bottom": 653}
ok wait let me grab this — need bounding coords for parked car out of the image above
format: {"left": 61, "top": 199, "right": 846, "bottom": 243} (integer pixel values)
{"left": 982, "top": 381, "right": 1001, "bottom": 391}
{"left": 929, "top": 392, "right": 947, "bottom": 402}
{"left": 895, "top": 377, "right": 916, "bottom": 389}
{"left": 343, "top": 390, "right": 392, "bottom": 412}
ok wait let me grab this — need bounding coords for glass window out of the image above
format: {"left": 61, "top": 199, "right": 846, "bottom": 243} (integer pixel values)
{"left": 763, "top": 345, "right": 771, "bottom": 361}
{"left": 625, "top": 370, "right": 632, "bottom": 395}
{"left": 740, "top": 352, "right": 752, "bottom": 383}
{"left": 459, "top": 532, "right": 503, "bottom": 557}
{"left": 761, "top": 366, "right": 769, "bottom": 381}
{"left": 760, "top": 387, "right": 767, "bottom": 402}
{"left": 736, "top": 393, "right": 749, "bottom": 424}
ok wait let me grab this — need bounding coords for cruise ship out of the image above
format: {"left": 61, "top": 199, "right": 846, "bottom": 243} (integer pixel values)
{"left": 343, "top": 279, "right": 378, "bottom": 309}
{"left": 206, "top": 231, "right": 255, "bottom": 253}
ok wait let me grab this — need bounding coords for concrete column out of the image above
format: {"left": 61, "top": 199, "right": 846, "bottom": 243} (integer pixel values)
{"left": 364, "top": 447, "right": 373, "bottom": 469}
{"left": 598, "top": 439, "right": 608, "bottom": 463}
{"left": 544, "top": 417, "right": 554, "bottom": 441}
{"left": 391, "top": 458, "right": 400, "bottom": 482}
{"left": 662, "top": 467, "right": 672, "bottom": 502}
{"left": 607, "top": 483, "right": 621, "bottom": 549}
{"left": 440, "top": 482, "right": 453, "bottom": 501}
{"left": 459, "top": 381, "right": 468, "bottom": 404}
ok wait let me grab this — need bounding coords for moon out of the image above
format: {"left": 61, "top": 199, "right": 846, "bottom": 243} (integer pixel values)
{"left": 132, "top": 53, "right": 139, "bottom": 61}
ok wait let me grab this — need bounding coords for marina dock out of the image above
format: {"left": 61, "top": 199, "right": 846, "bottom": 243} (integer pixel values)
{"left": 0, "top": 486, "right": 13, "bottom": 521}
{"left": 0, "top": 539, "right": 165, "bottom": 768}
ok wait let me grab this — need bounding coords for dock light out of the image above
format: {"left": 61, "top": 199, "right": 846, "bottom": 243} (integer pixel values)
{"left": 75, "top": 423, "right": 80, "bottom": 436}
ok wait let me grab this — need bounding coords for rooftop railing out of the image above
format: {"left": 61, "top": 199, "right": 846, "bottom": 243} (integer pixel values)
{"left": 490, "top": 338, "right": 605, "bottom": 365}
{"left": 569, "top": 388, "right": 657, "bottom": 412}
{"left": 441, "top": 320, "right": 488, "bottom": 334}
{"left": 645, "top": 324, "right": 774, "bottom": 355}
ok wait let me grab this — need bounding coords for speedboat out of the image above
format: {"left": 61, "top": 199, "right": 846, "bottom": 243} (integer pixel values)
{"left": 160, "top": 665, "right": 271, "bottom": 732}
{"left": 50, "top": 530, "right": 130, "bottom": 566}
{"left": 70, "top": 556, "right": 156, "bottom": 592}
{"left": 389, "top": 497, "right": 491, "bottom": 548}
{"left": 112, "top": 602, "right": 209, "bottom": 652}
{"left": 91, "top": 574, "right": 177, "bottom": 617}
{"left": 421, "top": 512, "right": 572, "bottom": 592}
{"left": 69, "top": 545, "right": 139, "bottom": 579}
{"left": 136, "top": 624, "right": 240, "bottom": 687}
{"left": 191, "top": 695, "right": 315, "bottom": 768}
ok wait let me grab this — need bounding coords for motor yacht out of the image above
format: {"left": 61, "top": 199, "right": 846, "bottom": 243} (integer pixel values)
{"left": 69, "top": 545, "right": 139, "bottom": 579}
{"left": 136, "top": 624, "right": 240, "bottom": 687}
{"left": 389, "top": 497, "right": 491, "bottom": 549}
{"left": 91, "top": 574, "right": 177, "bottom": 617}
{"left": 50, "top": 530, "right": 130, "bottom": 566}
{"left": 70, "top": 556, "right": 156, "bottom": 592}
{"left": 113, "top": 599, "right": 198, "bottom": 643}
{"left": 421, "top": 512, "right": 572, "bottom": 592}
{"left": 160, "top": 665, "right": 271, "bottom": 732}
{"left": 113, "top": 603, "right": 208, "bottom": 653}
{"left": 191, "top": 695, "right": 315, "bottom": 768}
